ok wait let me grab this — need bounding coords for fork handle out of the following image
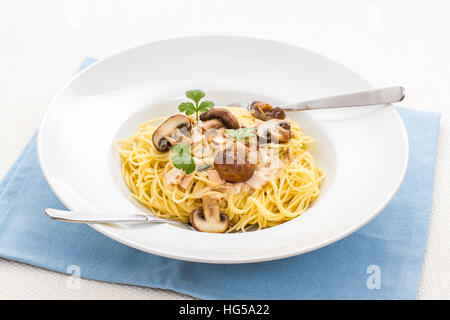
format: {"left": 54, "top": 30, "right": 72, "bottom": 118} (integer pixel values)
{"left": 279, "top": 86, "right": 405, "bottom": 111}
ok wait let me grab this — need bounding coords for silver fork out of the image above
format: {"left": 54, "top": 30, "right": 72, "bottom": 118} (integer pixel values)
{"left": 45, "top": 208, "right": 194, "bottom": 230}
{"left": 229, "top": 86, "right": 405, "bottom": 111}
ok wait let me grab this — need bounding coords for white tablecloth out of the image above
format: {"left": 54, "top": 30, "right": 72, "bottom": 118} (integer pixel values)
{"left": 0, "top": 0, "right": 448, "bottom": 299}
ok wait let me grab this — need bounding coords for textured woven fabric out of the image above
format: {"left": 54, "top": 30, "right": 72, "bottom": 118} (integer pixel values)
{"left": 0, "top": 58, "right": 441, "bottom": 299}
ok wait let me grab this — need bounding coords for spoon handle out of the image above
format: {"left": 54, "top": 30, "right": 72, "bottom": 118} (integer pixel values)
{"left": 279, "top": 86, "right": 405, "bottom": 111}
{"left": 44, "top": 208, "right": 188, "bottom": 228}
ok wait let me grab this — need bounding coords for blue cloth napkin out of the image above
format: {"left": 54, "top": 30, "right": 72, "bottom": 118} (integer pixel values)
{"left": 0, "top": 58, "right": 441, "bottom": 300}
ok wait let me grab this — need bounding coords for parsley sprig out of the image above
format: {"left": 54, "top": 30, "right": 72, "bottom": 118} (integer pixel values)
{"left": 226, "top": 128, "right": 256, "bottom": 141}
{"left": 178, "top": 89, "right": 215, "bottom": 122}
{"left": 171, "top": 143, "right": 195, "bottom": 175}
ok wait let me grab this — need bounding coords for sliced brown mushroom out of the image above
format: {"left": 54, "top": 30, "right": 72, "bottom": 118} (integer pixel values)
{"left": 199, "top": 108, "right": 240, "bottom": 129}
{"left": 200, "top": 119, "right": 224, "bottom": 131}
{"left": 257, "top": 119, "right": 291, "bottom": 144}
{"left": 214, "top": 150, "right": 255, "bottom": 183}
{"left": 189, "top": 196, "right": 229, "bottom": 233}
{"left": 152, "top": 115, "right": 192, "bottom": 152}
{"left": 250, "top": 101, "right": 286, "bottom": 121}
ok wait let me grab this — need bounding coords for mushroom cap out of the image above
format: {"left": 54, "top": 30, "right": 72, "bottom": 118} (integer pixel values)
{"left": 250, "top": 101, "right": 286, "bottom": 121}
{"left": 199, "top": 108, "right": 240, "bottom": 129}
{"left": 251, "top": 100, "right": 273, "bottom": 112}
{"left": 152, "top": 115, "right": 192, "bottom": 152}
{"left": 214, "top": 150, "right": 256, "bottom": 183}
{"left": 189, "top": 209, "right": 228, "bottom": 233}
{"left": 266, "top": 107, "right": 286, "bottom": 120}
{"left": 257, "top": 119, "right": 291, "bottom": 144}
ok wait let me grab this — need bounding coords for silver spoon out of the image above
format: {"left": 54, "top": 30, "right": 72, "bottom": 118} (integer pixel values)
{"left": 45, "top": 208, "right": 194, "bottom": 230}
{"left": 229, "top": 86, "right": 405, "bottom": 111}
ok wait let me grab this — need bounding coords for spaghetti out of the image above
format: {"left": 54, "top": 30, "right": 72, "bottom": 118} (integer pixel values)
{"left": 115, "top": 106, "right": 325, "bottom": 232}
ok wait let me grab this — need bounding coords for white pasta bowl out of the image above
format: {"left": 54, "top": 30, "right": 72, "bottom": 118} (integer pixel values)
{"left": 38, "top": 36, "right": 408, "bottom": 263}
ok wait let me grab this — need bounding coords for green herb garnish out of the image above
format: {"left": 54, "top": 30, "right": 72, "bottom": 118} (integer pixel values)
{"left": 171, "top": 143, "right": 195, "bottom": 175}
{"left": 178, "top": 89, "right": 215, "bottom": 122}
{"left": 226, "top": 128, "right": 256, "bottom": 141}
